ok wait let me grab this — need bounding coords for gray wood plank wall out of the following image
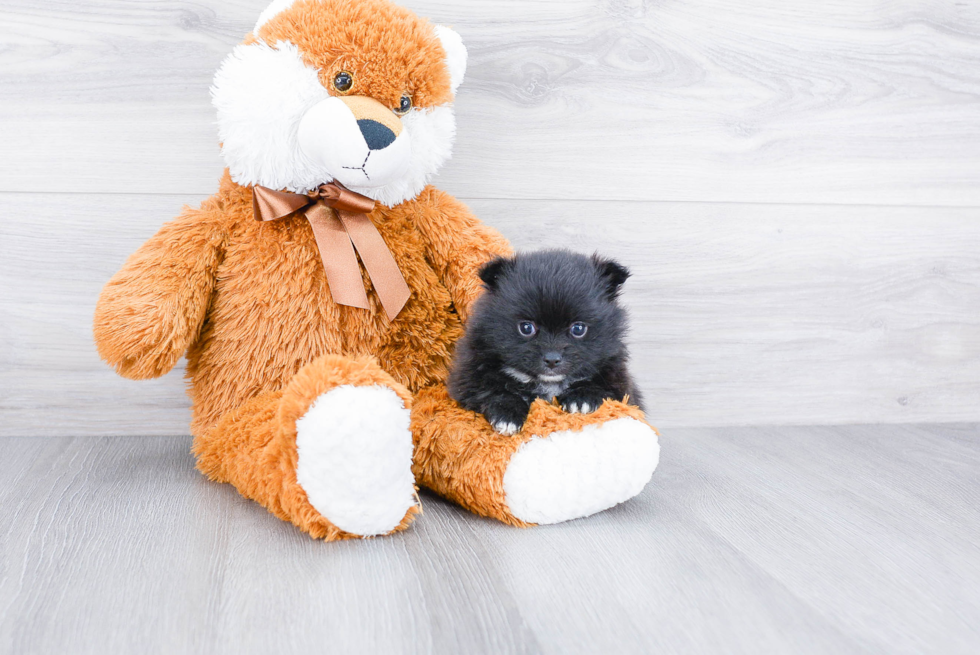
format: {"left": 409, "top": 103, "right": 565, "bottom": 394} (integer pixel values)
{"left": 2, "top": 0, "right": 979, "bottom": 435}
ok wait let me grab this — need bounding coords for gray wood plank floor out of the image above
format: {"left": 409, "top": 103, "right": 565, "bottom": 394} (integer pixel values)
{"left": 2, "top": 424, "right": 977, "bottom": 654}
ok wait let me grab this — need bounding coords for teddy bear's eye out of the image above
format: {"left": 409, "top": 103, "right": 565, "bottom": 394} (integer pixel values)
{"left": 333, "top": 71, "right": 353, "bottom": 94}
{"left": 394, "top": 94, "right": 413, "bottom": 116}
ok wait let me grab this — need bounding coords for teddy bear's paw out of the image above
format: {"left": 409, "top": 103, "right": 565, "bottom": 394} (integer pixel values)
{"left": 295, "top": 384, "right": 417, "bottom": 537}
{"left": 502, "top": 418, "right": 659, "bottom": 525}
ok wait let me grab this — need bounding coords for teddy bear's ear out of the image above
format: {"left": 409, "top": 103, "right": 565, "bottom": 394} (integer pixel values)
{"left": 434, "top": 25, "right": 467, "bottom": 95}
{"left": 478, "top": 257, "right": 513, "bottom": 292}
{"left": 253, "top": 0, "right": 297, "bottom": 34}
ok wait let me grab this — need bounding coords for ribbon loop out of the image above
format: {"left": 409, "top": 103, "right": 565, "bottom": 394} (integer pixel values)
{"left": 316, "top": 184, "right": 376, "bottom": 214}
{"left": 252, "top": 182, "right": 410, "bottom": 321}
{"left": 253, "top": 185, "right": 311, "bottom": 222}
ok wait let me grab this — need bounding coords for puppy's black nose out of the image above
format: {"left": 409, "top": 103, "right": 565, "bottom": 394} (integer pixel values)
{"left": 543, "top": 352, "right": 563, "bottom": 368}
{"left": 357, "top": 119, "right": 397, "bottom": 150}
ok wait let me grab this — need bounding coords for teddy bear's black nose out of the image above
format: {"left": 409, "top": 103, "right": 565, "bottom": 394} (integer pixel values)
{"left": 357, "top": 119, "right": 397, "bottom": 151}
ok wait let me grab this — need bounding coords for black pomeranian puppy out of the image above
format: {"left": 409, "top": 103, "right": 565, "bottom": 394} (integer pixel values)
{"left": 448, "top": 249, "right": 643, "bottom": 435}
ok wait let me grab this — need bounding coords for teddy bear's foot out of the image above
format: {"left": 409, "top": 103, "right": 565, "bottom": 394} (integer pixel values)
{"left": 195, "top": 354, "right": 420, "bottom": 540}
{"left": 502, "top": 417, "right": 659, "bottom": 525}
{"left": 295, "top": 383, "right": 417, "bottom": 536}
{"left": 411, "top": 386, "right": 660, "bottom": 527}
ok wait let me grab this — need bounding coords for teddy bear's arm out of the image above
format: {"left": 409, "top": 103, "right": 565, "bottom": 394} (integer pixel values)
{"left": 93, "top": 198, "right": 227, "bottom": 380}
{"left": 413, "top": 187, "right": 513, "bottom": 322}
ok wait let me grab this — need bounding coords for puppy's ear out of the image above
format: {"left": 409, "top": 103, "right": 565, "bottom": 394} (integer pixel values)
{"left": 478, "top": 257, "right": 513, "bottom": 292}
{"left": 592, "top": 255, "right": 631, "bottom": 299}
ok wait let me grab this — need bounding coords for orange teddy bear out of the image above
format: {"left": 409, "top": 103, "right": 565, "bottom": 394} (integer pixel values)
{"left": 94, "top": 0, "right": 660, "bottom": 540}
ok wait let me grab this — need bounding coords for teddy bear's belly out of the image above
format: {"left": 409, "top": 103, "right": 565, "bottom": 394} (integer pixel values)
{"left": 185, "top": 221, "right": 462, "bottom": 437}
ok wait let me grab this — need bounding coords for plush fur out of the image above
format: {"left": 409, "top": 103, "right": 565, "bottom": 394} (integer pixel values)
{"left": 93, "top": 0, "right": 660, "bottom": 540}
{"left": 412, "top": 387, "right": 655, "bottom": 527}
{"left": 95, "top": 174, "right": 507, "bottom": 436}
{"left": 296, "top": 383, "right": 416, "bottom": 536}
{"left": 449, "top": 250, "right": 643, "bottom": 435}
{"left": 504, "top": 417, "right": 660, "bottom": 525}
{"left": 215, "top": 0, "right": 460, "bottom": 204}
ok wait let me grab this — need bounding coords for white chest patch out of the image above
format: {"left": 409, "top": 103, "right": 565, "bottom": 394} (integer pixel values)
{"left": 503, "top": 367, "right": 568, "bottom": 399}
{"left": 503, "top": 367, "right": 533, "bottom": 384}
{"left": 535, "top": 373, "right": 568, "bottom": 398}
{"left": 535, "top": 382, "right": 566, "bottom": 399}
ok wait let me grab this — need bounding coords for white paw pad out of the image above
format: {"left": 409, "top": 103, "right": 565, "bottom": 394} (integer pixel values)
{"left": 295, "top": 385, "right": 416, "bottom": 536}
{"left": 503, "top": 418, "right": 660, "bottom": 525}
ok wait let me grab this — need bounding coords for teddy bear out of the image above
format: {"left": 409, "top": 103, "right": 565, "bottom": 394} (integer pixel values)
{"left": 93, "top": 0, "right": 660, "bottom": 540}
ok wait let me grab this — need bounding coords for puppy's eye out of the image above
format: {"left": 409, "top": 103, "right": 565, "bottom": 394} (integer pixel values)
{"left": 394, "top": 94, "right": 413, "bottom": 116}
{"left": 333, "top": 71, "right": 354, "bottom": 94}
{"left": 570, "top": 322, "right": 588, "bottom": 338}
{"left": 518, "top": 321, "right": 537, "bottom": 337}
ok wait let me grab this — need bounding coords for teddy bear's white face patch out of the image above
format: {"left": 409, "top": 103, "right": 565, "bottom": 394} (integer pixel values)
{"left": 211, "top": 26, "right": 465, "bottom": 207}
{"left": 212, "top": 40, "right": 328, "bottom": 195}
{"left": 297, "top": 96, "right": 413, "bottom": 190}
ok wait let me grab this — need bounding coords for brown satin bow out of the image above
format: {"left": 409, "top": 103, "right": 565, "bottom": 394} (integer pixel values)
{"left": 252, "top": 182, "right": 410, "bottom": 321}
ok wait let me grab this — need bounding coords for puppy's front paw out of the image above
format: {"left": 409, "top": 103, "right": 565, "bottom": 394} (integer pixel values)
{"left": 491, "top": 420, "right": 521, "bottom": 436}
{"left": 559, "top": 388, "right": 612, "bottom": 415}
{"left": 483, "top": 396, "right": 531, "bottom": 436}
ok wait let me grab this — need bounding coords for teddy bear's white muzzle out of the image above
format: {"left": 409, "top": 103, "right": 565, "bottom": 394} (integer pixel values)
{"left": 298, "top": 97, "right": 412, "bottom": 189}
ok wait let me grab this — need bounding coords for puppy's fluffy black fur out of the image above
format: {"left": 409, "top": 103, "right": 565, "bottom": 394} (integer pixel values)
{"left": 448, "top": 249, "right": 643, "bottom": 435}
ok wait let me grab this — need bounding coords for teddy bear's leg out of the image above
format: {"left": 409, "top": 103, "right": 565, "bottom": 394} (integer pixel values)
{"left": 193, "top": 355, "right": 420, "bottom": 540}
{"left": 411, "top": 385, "right": 660, "bottom": 526}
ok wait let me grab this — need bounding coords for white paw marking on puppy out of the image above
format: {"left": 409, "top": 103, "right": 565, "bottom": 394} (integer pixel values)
{"left": 493, "top": 420, "right": 520, "bottom": 436}
{"left": 503, "top": 418, "right": 660, "bottom": 525}
{"left": 295, "top": 385, "right": 416, "bottom": 536}
{"left": 565, "top": 402, "right": 595, "bottom": 414}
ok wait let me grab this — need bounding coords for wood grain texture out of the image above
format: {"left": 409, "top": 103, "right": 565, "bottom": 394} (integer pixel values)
{"left": 2, "top": 192, "right": 978, "bottom": 436}
{"left": 1, "top": 424, "right": 977, "bottom": 654}
{"left": 2, "top": 0, "right": 979, "bottom": 204}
